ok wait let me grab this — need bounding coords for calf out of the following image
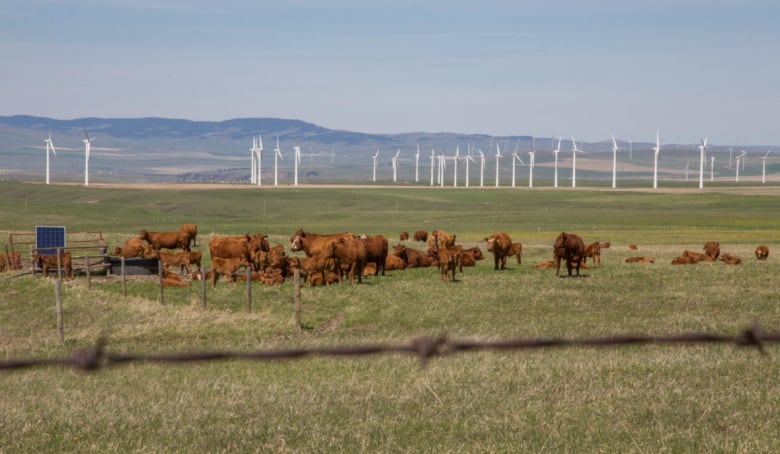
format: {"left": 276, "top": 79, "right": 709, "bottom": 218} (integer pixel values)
{"left": 508, "top": 242, "right": 522, "bottom": 264}
{"left": 583, "top": 242, "right": 601, "bottom": 267}
{"left": 682, "top": 250, "right": 714, "bottom": 263}
{"left": 37, "top": 251, "right": 73, "bottom": 278}
{"left": 399, "top": 231, "right": 409, "bottom": 241}
{"left": 0, "top": 252, "right": 21, "bottom": 272}
{"left": 116, "top": 237, "right": 158, "bottom": 258}
{"left": 300, "top": 254, "right": 337, "bottom": 287}
{"left": 436, "top": 246, "right": 460, "bottom": 282}
{"left": 393, "top": 244, "right": 435, "bottom": 268}
{"left": 413, "top": 230, "right": 428, "bottom": 242}
{"left": 671, "top": 256, "right": 696, "bottom": 265}
{"left": 485, "top": 232, "right": 513, "bottom": 270}
{"left": 385, "top": 254, "right": 406, "bottom": 271}
{"left": 719, "top": 253, "right": 742, "bottom": 265}
{"left": 159, "top": 250, "right": 194, "bottom": 275}
{"left": 703, "top": 241, "right": 720, "bottom": 260}
{"left": 625, "top": 256, "right": 655, "bottom": 264}
{"left": 180, "top": 223, "right": 198, "bottom": 248}
{"left": 211, "top": 256, "right": 249, "bottom": 287}
{"left": 756, "top": 245, "right": 770, "bottom": 260}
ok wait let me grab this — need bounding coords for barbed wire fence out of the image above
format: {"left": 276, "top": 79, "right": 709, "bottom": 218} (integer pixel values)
{"left": 1, "top": 322, "right": 775, "bottom": 373}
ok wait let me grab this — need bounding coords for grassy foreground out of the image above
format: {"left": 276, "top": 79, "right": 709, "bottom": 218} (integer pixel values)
{"left": 1, "top": 182, "right": 780, "bottom": 452}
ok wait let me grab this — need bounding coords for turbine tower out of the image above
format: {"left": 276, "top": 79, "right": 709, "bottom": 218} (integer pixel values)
{"left": 478, "top": 149, "right": 486, "bottom": 187}
{"left": 372, "top": 149, "right": 379, "bottom": 182}
{"left": 611, "top": 136, "right": 619, "bottom": 189}
{"left": 392, "top": 149, "right": 400, "bottom": 182}
{"left": 710, "top": 155, "right": 715, "bottom": 182}
{"left": 430, "top": 149, "right": 435, "bottom": 186}
{"left": 528, "top": 148, "right": 536, "bottom": 188}
{"left": 494, "top": 143, "right": 502, "bottom": 187}
{"left": 761, "top": 150, "right": 771, "bottom": 184}
{"left": 82, "top": 127, "right": 94, "bottom": 187}
{"left": 553, "top": 138, "right": 561, "bottom": 188}
{"left": 438, "top": 151, "right": 446, "bottom": 187}
{"left": 464, "top": 146, "right": 475, "bottom": 187}
{"left": 452, "top": 146, "right": 459, "bottom": 187}
{"left": 293, "top": 143, "right": 301, "bottom": 186}
{"left": 251, "top": 135, "right": 263, "bottom": 186}
{"left": 571, "top": 137, "right": 583, "bottom": 188}
{"left": 44, "top": 132, "right": 57, "bottom": 185}
{"left": 274, "top": 137, "right": 282, "bottom": 186}
{"left": 697, "top": 137, "right": 707, "bottom": 189}
{"left": 735, "top": 150, "right": 746, "bottom": 182}
{"left": 510, "top": 150, "right": 524, "bottom": 188}
{"left": 652, "top": 131, "right": 661, "bottom": 189}
{"left": 415, "top": 145, "right": 420, "bottom": 183}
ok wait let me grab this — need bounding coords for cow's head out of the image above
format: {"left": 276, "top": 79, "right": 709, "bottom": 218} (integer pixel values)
{"left": 290, "top": 229, "right": 305, "bottom": 252}
{"left": 485, "top": 236, "right": 496, "bottom": 252}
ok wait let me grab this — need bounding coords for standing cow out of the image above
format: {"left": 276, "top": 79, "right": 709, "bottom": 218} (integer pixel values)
{"left": 554, "top": 232, "right": 585, "bottom": 277}
{"left": 485, "top": 232, "right": 512, "bottom": 270}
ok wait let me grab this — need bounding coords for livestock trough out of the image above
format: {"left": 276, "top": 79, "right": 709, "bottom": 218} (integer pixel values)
{"left": 106, "top": 257, "right": 160, "bottom": 276}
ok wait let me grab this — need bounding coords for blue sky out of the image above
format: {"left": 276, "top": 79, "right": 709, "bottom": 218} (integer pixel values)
{"left": 2, "top": 0, "right": 779, "bottom": 145}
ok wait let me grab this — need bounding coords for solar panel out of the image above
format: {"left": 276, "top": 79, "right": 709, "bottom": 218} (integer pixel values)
{"left": 36, "top": 226, "right": 66, "bottom": 255}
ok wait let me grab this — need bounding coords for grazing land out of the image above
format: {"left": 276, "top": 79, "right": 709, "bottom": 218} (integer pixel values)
{"left": 1, "top": 181, "right": 780, "bottom": 452}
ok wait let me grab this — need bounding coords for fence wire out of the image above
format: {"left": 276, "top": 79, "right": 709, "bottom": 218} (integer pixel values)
{"left": 1, "top": 322, "right": 776, "bottom": 373}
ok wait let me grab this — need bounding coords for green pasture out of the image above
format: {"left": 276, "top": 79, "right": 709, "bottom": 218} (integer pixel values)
{"left": 1, "top": 181, "right": 780, "bottom": 452}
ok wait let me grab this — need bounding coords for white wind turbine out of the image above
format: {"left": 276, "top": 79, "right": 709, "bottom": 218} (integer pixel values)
{"left": 553, "top": 137, "right": 561, "bottom": 188}
{"left": 684, "top": 161, "right": 691, "bottom": 181}
{"left": 464, "top": 147, "right": 476, "bottom": 187}
{"left": 478, "top": 149, "right": 486, "bottom": 187}
{"left": 251, "top": 135, "right": 263, "bottom": 186}
{"left": 510, "top": 149, "right": 524, "bottom": 188}
{"left": 610, "top": 136, "right": 619, "bottom": 189}
{"left": 392, "top": 149, "right": 400, "bottom": 182}
{"left": 494, "top": 143, "right": 502, "bottom": 187}
{"left": 372, "top": 149, "right": 379, "bottom": 182}
{"left": 438, "top": 151, "right": 446, "bottom": 187}
{"left": 571, "top": 137, "right": 584, "bottom": 188}
{"left": 652, "top": 131, "right": 661, "bottom": 189}
{"left": 415, "top": 145, "right": 420, "bottom": 183}
{"left": 528, "top": 148, "right": 536, "bottom": 188}
{"left": 761, "top": 150, "right": 771, "bottom": 184}
{"left": 710, "top": 155, "right": 715, "bottom": 182}
{"left": 430, "top": 149, "right": 435, "bottom": 186}
{"left": 293, "top": 143, "right": 301, "bottom": 186}
{"left": 44, "top": 132, "right": 57, "bottom": 185}
{"left": 80, "top": 127, "right": 121, "bottom": 187}
{"left": 273, "top": 136, "right": 282, "bottom": 186}
{"left": 697, "top": 137, "right": 707, "bottom": 189}
{"left": 452, "top": 147, "right": 460, "bottom": 187}
{"left": 735, "top": 150, "right": 746, "bottom": 182}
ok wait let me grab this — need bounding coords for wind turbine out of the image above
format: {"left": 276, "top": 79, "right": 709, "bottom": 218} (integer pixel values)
{"left": 392, "top": 149, "right": 400, "bottom": 182}
{"left": 697, "top": 137, "right": 707, "bottom": 189}
{"left": 273, "top": 137, "right": 282, "bottom": 186}
{"left": 438, "top": 151, "right": 446, "bottom": 187}
{"left": 710, "top": 155, "right": 715, "bottom": 182}
{"left": 415, "top": 145, "right": 420, "bottom": 183}
{"left": 494, "top": 143, "right": 502, "bottom": 187}
{"left": 464, "top": 146, "right": 476, "bottom": 187}
{"left": 553, "top": 138, "right": 561, "bottom": 188}
{"left": 478, "top": 149, "right": 486, "bottom": 187}
{"left": 510, "top": 149, "right": 524, "bottom": 188}
{"left": 571, "top": 137, "right": 583, "bottom": 188}
{"left": 652, "top": 131, "right": 661, "bottom": 189}
{"left": 611, "top": 136, "right": 619, "bottom": 189}
{"left": 43, "top": 132, "right": 57, "bottom": 185}
{"left": 684, "top": 161, "right": 691, "bottom": 181}
{"left": 293, "top": 142, "right": 301, "bottom": 186}
{"left": 761, "top": 150, "right": 771, "bottom": 184}
{"left": 82, "top": 128, "right": 94, "bottom": 186}
{"left": 452, "top": 146, "right": 459, "bottom": 187}
{"left": 528, "top": 148, "right": 536, "bottom": 188}
{"left": 372, "top": 149, "right": 379, "bottom": 182}
{"left": 735, "top": 150, "right": 746, "bottom": 182}
{"left": 250, "top": 135, "right": 263, "bottom": 186}
{"left": 430, "top": 149, "right": 435, "bottom": 186}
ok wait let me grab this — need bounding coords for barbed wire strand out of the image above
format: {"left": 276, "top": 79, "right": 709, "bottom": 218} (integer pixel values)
{"left": 1, "top": 323, "right": 774, "bottom": 373}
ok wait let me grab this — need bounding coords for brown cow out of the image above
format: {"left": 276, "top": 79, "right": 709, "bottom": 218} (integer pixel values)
{"left": 399, "top": 231, "right": 409, "bottom": 241}
{"left": 188, "top": 251, "right": 202, "bottom": 272}
{"left": 289, "top": 229, "right": 351, "bottom": 258}
{"left": 159, "top": 250, "right": 194, "bottom": 275}
{"left": 413, "top": 230, "right": 428, "bottom": 242}
{"left": 534, "top": 260, "right": 557, "bottom": 269}
{"left": 628, "top": 244, "right": 638, "bottom": 250}
{"left": 359, "top": 235, "right": 388, "bottom": 276}
{"left": 703, "top": 241, "right": 720, "bottom": 260}
{"left": 756, "top": 245, "right": 769, "bottom": 260}
{"left": 115, "top": 237, "right": 158, "bottom": 258}
{"left": 508, "top": 242, "right": 523, "bottom": 265}
{"left": 211, "top": 256, "right": 250, "bottom": 287}
{"left": 625, "top": 256, "right": 655, "bottom": 264}
{"left": 0, "top": 251, "right": 22, "bottom": 272}
{"left": 300, "top": 254, "right": 337, "bottom": 287}
{"left": 436, "top": 246, "right": 460, "bottom": 282}
{"left": 162, "top": 271, "right": 190, "bottom": 287}
{"left": 719, "top": 253, "right": 742, "bottom": 265}
{"left": 334, "top": 237, "right": 366, "bottom": 284}
{"left": 583, "top": 242, "right": 601, "bottom": 267}
{"left": 485, "top": 232, "right": 512, "bottom": 270}
{"left": 385, "top": 254, "right": 406, "bottom": 271}
{"left": 554, "top": 232, "right": 585, "bottom": 277}
{"left": 671, "top": 256, "right": 696, "bottom": 265}
{"left": 392, "top": 244, "right": 435, "bottom": 268}
{"left": 428, "top": 230, "right": 455, "bottom": 250}
{"left": 36, "top": 251, "right": 73, "bottom": 278}
{"left": 209, "top": 234, "right": 268, "bottom": 268}
{"left": 180, "top": 223, "right": 198, "bottom": 248}
{"left": 682, "top": 250, "right": 714, "bottom": 263}
{"left": 139, "top": 229, "right": 191, "bottom": 252}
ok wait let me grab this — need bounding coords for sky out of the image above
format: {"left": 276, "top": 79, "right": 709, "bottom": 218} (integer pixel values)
{"left": 1, "top": 0, "right": 779, "bottom": 145}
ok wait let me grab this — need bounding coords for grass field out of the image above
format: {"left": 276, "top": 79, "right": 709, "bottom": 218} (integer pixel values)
{"left": 1, "top": 181, "right": 780, "bottom": 452}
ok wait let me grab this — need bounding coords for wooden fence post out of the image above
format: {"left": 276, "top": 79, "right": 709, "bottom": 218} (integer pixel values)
{"left": 158, "top": 260, "right": 164, "bottom": 304}
{"left": 55, "top": 248, "right": 64, "bottom": 343}
{"left": 246, "top": 266, "right": 252, "bottom": 313}
{"left": 294, "top": 269, "right": 302, "bottom": 332}
{"left": 121, "top": 256, "right": 127, "bottom": 298}
{"left": 85, "top": 254, "right": 91, "bottom": 290}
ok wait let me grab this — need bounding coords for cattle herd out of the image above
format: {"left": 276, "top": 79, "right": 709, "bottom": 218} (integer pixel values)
{"left": 0, "top": 224, "right": 772, "bottom": 286}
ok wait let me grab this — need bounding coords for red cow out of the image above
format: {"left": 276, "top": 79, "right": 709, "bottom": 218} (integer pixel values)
{"left": 583, "top": 242, "right": 601, "bottom": 267}
{"left": 359, "top": 235, "right": 388, "bottom": 276}
{"left": 485, "top": 232, "right": 513, "bottom": 270}
{"left": 554, "top": 232, "right": 585, "bottom": 277}
{"left": 756, "top": 245, "right": 769, "bottom": 260}
{"left": 115, "top": 237, "right": 158, "bottom": 258}
{"left": 334, "top": 237, "right": 366, "bottom": 284}
{"left": 399, "top": 231, "right": 409, "bottom": 241}
{"left": 413, "top": 230, "right": 428, "bottom": 242}
{"left": 289, "top": 229, "right": 352, "bottom": 258}
{"left": 211, "top": 256, "right": 249, "bottom": 287}
{"left": 703, "top": 241, "right": 720, "bottom": 260}
{"left": 139, "top": 229, "right": 191, "bottom": 252}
